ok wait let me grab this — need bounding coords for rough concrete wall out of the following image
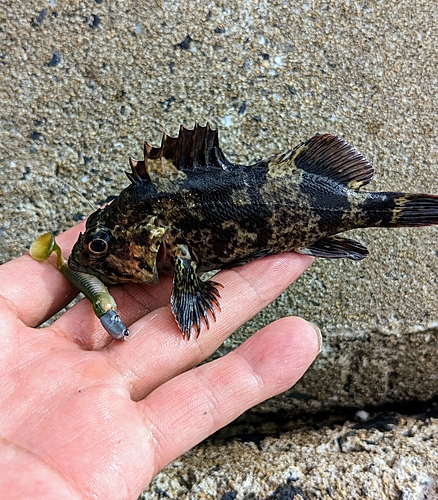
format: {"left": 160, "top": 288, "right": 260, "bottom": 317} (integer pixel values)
{"left": 1, "top": 0, "right": 437, "bottom": 498}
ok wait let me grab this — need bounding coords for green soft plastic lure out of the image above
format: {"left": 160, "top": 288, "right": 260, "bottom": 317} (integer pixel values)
{"left": 30, "top": 232, "right": 129, "bottom": 340}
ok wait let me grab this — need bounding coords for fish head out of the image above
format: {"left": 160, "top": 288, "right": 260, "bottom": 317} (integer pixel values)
{"left": 69, "top": 208, "right": 168, "bottom": 285}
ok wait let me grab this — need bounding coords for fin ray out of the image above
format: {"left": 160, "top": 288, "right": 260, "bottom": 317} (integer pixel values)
{"left": 171, "top": 248, "right": 222, "bottom": 339}
{"left": 381, "top": 193, "right": 438, "bottom": 227}
{"left": 272, "top": 134, "right": 374, "bottom": 191}
{"left": 297, "top": 235, "right": 369, "bottom": 260}
{"left": 127, "top": 123, "right": 240, "bottom": 184}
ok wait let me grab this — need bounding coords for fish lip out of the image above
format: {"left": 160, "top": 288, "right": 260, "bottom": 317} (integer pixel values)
{"left": 67, "top": 258, "right": 119, "bottom": 285}
{"left": 68, "top": 257, "right": 152, "bottom": 285}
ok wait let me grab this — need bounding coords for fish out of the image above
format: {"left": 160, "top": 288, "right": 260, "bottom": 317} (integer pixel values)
{"left": 68, "top": 123, "right": 438, "bottom": 338}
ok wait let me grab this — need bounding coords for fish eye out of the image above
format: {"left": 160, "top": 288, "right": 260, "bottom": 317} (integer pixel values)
{"left": 87, "top": 231, "right": 111, "bottom": 256}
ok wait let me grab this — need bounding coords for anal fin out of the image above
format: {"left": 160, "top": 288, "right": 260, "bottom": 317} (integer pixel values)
{"left": 171, "top": 246, "right": 222, "bottom": 339}
{"left": 297, "top": 235, "right": 368, "bottom": 261}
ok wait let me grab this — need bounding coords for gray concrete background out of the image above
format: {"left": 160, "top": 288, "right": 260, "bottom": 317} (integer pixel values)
{"left": 143, "top": 409, "right": 438, "bottom": 499}
{"left": 1, "top": 0, "right": 437, "bottom": 498}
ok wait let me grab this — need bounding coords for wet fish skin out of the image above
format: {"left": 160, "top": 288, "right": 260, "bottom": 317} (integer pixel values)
{"left": 68, "top": 125, "right": 438, "bottom": 338}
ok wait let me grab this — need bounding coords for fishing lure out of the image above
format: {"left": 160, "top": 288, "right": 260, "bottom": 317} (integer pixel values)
{"left": 30, "top": 232, "right": 129, "bottom": 340}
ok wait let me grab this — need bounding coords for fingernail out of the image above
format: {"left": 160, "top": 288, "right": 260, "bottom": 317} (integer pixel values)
{"left": 308, "top": 321, "right": 323, "bottom": 353}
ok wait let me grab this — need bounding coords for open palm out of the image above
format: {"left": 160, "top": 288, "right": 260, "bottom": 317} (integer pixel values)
{"left": 0, "top": 223, "right": 319, "bottom": 499}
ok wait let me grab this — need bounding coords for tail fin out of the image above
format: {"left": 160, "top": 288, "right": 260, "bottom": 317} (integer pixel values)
{"left": 384, "top": 193, "right": 438, "bottom": 227}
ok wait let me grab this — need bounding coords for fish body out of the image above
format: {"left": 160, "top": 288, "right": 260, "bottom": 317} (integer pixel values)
{"left": 69, "top": 124, "right": 438, "bottom": 337}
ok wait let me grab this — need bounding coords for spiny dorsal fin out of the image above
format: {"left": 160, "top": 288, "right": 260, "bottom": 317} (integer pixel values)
{"left": 126, "top": 157, "right": 150, "bottom": 183}
{"left": 271, "top": 134, "right": 374, "bottom": 191}
{"left": 126, "top": 123, "right": 236, "bottom": 183}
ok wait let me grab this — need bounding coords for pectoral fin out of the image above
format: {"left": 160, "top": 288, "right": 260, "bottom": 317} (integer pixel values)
{"left": 171, "top": 245, "right": 222, "bottom": 339}
{"left": 297, "top": 235, "right": 368, "bottom": 260}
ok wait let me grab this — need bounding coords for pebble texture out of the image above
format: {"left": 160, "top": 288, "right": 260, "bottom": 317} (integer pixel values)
{"left": 0, "top": 0, "right": 437, "bottom": 498}
{"left": 143, "top": 407, "right": 438, "bottom": 499}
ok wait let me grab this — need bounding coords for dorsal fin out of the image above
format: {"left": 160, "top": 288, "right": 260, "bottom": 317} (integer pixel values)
{"left": 125, "top": 123, "right": 236, "bottom": 183}
{"left": 271, "top": 134, "right": 374, "bottom": 190}
{"left": 126, "top": 156, "right": 150, "bottom": 182}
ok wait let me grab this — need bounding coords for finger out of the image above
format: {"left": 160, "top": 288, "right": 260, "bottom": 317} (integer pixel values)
{"left": 0, "top": 223, "right": 87, "bottom": 327}
{"left": 139, "top": 316, "right": 321, "bottom": 474}
{"left": 106, "top": 253, "right": 313, "bottom": 400}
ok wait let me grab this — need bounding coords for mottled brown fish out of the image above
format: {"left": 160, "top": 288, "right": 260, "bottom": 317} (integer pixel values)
{"left": 69, "top": 124, "right": 438, "bottom": 338}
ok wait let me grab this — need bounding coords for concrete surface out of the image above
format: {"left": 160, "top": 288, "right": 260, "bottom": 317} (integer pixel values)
{"left": 0, "top": 0, "right": 437, "bottom": 498}
{"left": 142, "top": 406, "right": 438, "bottom": 499}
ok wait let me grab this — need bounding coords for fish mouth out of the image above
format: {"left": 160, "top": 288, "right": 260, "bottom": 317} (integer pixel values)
{"left": 69, "top": 262, "right": 134, "bottom": 285}
{"left": 67, "top": 256, "right": 120, "bottom": 285}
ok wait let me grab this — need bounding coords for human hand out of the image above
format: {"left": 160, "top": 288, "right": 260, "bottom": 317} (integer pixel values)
{"left": 0, "top": 223, "right": 320, "bottom": 500}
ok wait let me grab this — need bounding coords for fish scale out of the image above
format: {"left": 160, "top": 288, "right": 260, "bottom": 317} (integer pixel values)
{"left": 68, "top": 124, "right": 438, "bottom": 338}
